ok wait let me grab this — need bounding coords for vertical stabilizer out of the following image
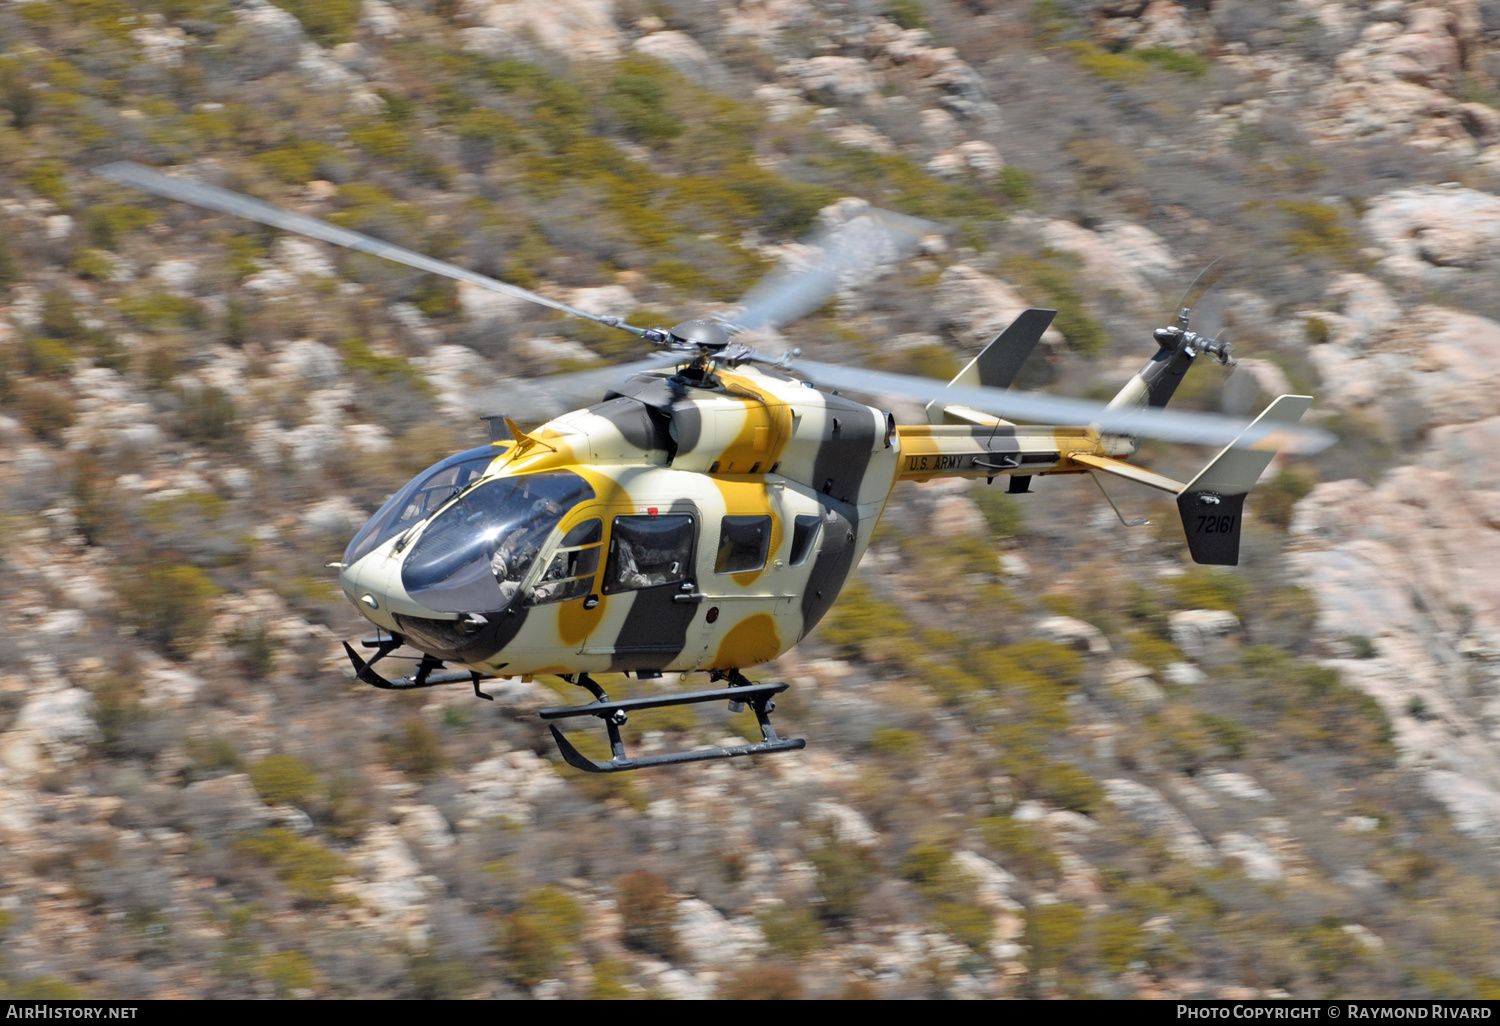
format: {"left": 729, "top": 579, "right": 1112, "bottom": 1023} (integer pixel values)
{"left": 926, "top": 308, "right": 1056, "bottom": 424}
{"left": 1176, "top": 395, "right": 1313, "bottom": 565}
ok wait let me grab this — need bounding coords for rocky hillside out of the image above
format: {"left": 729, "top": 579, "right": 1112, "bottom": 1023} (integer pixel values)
{"left": 5, "top": 0, "right": 1500, "bottom": 999}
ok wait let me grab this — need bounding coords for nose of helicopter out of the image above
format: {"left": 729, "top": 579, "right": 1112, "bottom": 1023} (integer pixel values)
{"left": 339, "top": 551, "right": 404, "bottom": 633}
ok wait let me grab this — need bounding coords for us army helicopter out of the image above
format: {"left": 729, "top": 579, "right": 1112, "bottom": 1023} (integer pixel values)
{"left": 98, "top": 162, "right": 1331, "bottom": 773}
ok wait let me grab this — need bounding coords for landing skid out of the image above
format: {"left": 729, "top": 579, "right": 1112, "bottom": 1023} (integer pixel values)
{"left": 539, "top": 672, "right": 805, "bottom": 773}
{"left": 342, "top": 634, "right": 499, "bottom": 700}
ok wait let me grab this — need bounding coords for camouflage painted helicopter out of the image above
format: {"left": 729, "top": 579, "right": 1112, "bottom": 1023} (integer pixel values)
{"left": 98, "top": 162, "right": 1331, "bottom": 773}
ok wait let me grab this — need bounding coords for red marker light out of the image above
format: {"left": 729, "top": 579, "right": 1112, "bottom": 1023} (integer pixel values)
{"left": 647, "top": 507, "right": 658, "bottom": 515}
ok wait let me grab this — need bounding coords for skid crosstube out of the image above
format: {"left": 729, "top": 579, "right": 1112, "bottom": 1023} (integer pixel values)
{"left": 540, "top": 681, "right": 806, "bottom": 773}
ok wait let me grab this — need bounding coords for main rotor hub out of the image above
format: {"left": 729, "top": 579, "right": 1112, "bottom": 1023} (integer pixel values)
{"left": 668, "top": 319, "right": 730, "bottom": 351}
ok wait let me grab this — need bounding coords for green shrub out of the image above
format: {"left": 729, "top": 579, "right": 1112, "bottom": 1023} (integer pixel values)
{"left": 39, "top": 288, "right": 83, "bottom": 340}
{"left": 248, "top": 754, "right": 320, "bottom": 807}
{"left": 24, "top": 158, "right": 68, "bottom": 206}
{"left": 1030, "top": 0, "right": 1073, "bottom": 42}
{"left": 89, "top": 675, "right": 149, "bottom": 756}
{"left": 1000, "top": 165, "right": 1036, "bottom": 208}
{"left": 887, "top": 0, "right": 925, "bottom": 29}
{"left": 1134, "top": 46, "right": 1211, "bottom": 78}
{"left": 809, "top": 834, "right": 876, "bottom": 924}
{"left": 408, "top": 952, "right": 480, "bottom": 999}
{"left": 607, "top": 64, "right": 683, "bottom": 145}
{"left": 617, "top": 871, "right": 679, "bottom": 960}
{"left": 1279, "top": 200, "right": 1360, "bottom": 264}
{"left": 1002, "top": 256, "right": 1110, "bottom": 356}
{"left": 1, "top": 62, "right": 35, "bottom": 131}
{"left": 1024, "top": 902, "right": 1087, "bottom": 971}
{"left": 23, "top": 336, "right": 75, "bottom": 378}
{"left": 186, "top": 736, "right": 242, "bottom": 774}
{"left": 717, "top": 963, "right": 803, "bottom": 1000}
{"left": 869, "top": 725, "right": 925, "bottom": 762}
{"left": 1169, "top": 566, "right": 1247, "bottom": 617}
{"left": 260, "top": 949, "right": 317, "bottom": 997}
{"left": 1031, "top": 760, "right": 1103, "bottom": 813}
{"left": 588, "top": 958, "right": 634, "bottom": 1000}
{"left": 72, "top": 248, "right": 116, "bottom": 280}
{"left": 86, "top": 204, "right": 158, "bottom": 249}
{"left": 339, "top": 338, "right": 430, "bottom": 390}
{"left": 120, "top": 291, "right": 206, "bottom": 330}
{"left": 815, "top": 582, "right": 910, "bottom": 663}
{"left": 936, "top": 901, "right": 994, "bottom": 952}
{"left": 270, "top": 0, "right": 360, "bottom": 46}
{"left": 979, "top": 815, "right": 1060, "bottom": 879}
{"left": 1096, "top": 912, "right": 1147, "bottom": 972}
{"left": 900, "top": 843, "right": 961, "bottom": 896}
{"left": 5, "top": 977, "right": 84, "bottom": 999}
{"left": 254, "top": 141, "right": 333, "bottom": 184}
{"left": 504, "top": 886, "right": 586, "bottom": 987}
{"left": 970, "top": 485, "right": 1024, "bottom": 540}
{"left": 14, "top": 381, "right": 76, "bottom": 441}
{"left": 1061, "top": 41, "right": 1151, "bottom": 84}
{"left": 1256, "top": 466, "right": 1316, "bottom": 529}
{"left": 237, "top": 828, "right": 349, "bottom": 904}
{"left": 384, "top": 718, "right": 445, "bottom": 780}
{"left": 176, "top": 385, "right": 241, "bottom": 447}
{"left": 115, "top": 562, "right": 222, "bottom": 659}
{"left": 757, "top": 905, "right": 823, "bottom": 961}
{"left": 1125, "top": 630, "right": 1184, "bottom": 671}
{"left": 1241, "top": 646, "right": 1395, "bottom": 763}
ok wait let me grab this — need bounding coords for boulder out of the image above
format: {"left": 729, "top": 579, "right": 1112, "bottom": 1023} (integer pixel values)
{"left": 632, "top": 31, "right": 718, "bottom": 86}
{"left": 465, "top": 0, "right": 625, "bottom": 61}
{"left": 1290, "top": 466, "right": 1500, "bottom": 839}
{"left": 1217, "top": 831, "right": 1283, "bottom": 882}
{"left": 1168, "top": 609, "right": 1240, "bottom": 659}
{"left": 1364, "top": 185, "right": 1500, "bottom": 279}
{"left": 1103, "top": 778, "right": 1216, "bottom": 865}
{"left": 1036, "top": 615, "right": 1112, "bottom": 656}
{"left": 180, "top": 773, "right": 274, "bottom": 839}
{"left": 227, "top": 0, "right": 306, "bottom": 77}
{"left": 673, "top": 899, "right": 765, "bottom": 967}
{"left": 934, "top": 264, "right": 1064, "bottom": 350}
{"left": 780, "top": 56, "right": 881, "bottom": 105}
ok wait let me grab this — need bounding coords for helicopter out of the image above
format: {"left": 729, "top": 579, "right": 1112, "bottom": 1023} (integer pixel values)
{"left": 96, "top": 161, "right": 1332, "bottom": 774}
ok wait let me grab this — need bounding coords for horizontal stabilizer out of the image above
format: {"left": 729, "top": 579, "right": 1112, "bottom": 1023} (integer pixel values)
{"left": 1068, "top": 452, "right": 1184, "bottom": 493}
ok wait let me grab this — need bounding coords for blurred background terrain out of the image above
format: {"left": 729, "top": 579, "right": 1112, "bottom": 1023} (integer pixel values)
{"left": 6, "top": 0, "right": 1500, "bottom": 999}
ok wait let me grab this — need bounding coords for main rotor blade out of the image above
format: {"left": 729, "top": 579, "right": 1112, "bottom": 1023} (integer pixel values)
{"left": 786, "top": 360, "right": 1334, "bottom": 454}
{"left": 93, "top": 161, "right": 644, "bottom": 336}
{"left": 467, "top": 353, "right": 682, "bottom": 423}
{"left": 728, "top": 207, "right": 936, "bottom": 333}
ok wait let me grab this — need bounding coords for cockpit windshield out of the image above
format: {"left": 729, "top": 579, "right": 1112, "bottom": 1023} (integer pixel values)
{"left": 342, "top": 445, "right": 499, "bottom": 568}
{"left": 400, "top": 471, "right": 596, "bottom": 614}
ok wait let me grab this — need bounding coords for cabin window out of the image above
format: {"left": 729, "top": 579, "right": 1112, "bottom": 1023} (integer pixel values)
{"left": 789, "top": 514, "right": 821, "bottom": 567}
{"left": 716, "top": 515, "right": 771, "bottom": 574}
{"left": 603, "top": 514, "right": 694, "bottom": 593}
{"left": 528, "top": 519, "right": 603, "bottom": 605}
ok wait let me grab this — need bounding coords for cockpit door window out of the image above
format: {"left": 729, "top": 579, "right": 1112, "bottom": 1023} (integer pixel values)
{"left": 527, "top": 519, "right": 603, "bottom": 605}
